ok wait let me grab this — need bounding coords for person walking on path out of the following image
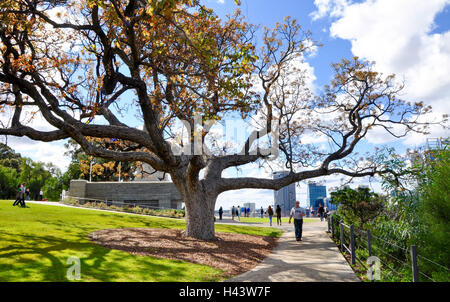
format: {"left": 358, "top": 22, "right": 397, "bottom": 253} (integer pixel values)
{"left": 231, "top": 206, "right": 235, "bottom": 221}
{"left": 12, "top": 184, "right": 22, "bottom": 206}
{"left": 237, "top": 206, "right": 241, "bottom": 221}
{"left": 15, "top": 182, "right": 27, "bottom": 207}
{"left": 260, "top": 207, "right": 264, "bottom": 218}
{"left": 276, "top": 205, "right": 282, "bottom": 226}
{"left": 39, "top": 189, "right": 43, "bottom": 201}
{"left": 267, "top": 205, "right": 274, "bottom": 226}
{"left": 247, "top": 207, "right": 250, "bottom": 217}
{"left": 310, "top": 205, "right": 314, "bottom": 217}
{"left": 318, "top": 204, "right": 325, "bottom": 221}
{"left": 289, "top": 201, "right": 306, "bottom": 241}
{"left": 218, "top": 206, "right": 223, "bottom": 220}
{"left": 21, "top": 183, "right": 28, "bottom": 207}
{"left": 244, "top": 207, "right": 247, "bottom": 218}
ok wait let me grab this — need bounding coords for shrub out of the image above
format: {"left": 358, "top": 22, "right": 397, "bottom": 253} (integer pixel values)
{"left": 133, "top": 206, "right": 143, "bottom": 214}
{"left": 109, "top": 205, "right": 121, "bottom": 211}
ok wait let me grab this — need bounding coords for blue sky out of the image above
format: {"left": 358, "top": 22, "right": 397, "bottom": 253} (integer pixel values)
{"left": 2, "top": 0, "right": 449, "bottom": 209}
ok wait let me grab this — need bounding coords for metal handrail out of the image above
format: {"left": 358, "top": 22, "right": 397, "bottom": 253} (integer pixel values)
{"left": 329, "top": 215, "right": 447, "bottom": 282}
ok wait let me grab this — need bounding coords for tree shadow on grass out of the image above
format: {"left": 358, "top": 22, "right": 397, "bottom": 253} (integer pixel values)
{"left": 0, "top": 230, "right": 217, "bottom": 282}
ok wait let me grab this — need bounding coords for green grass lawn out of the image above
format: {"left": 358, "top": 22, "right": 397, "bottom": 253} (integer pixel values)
{"left": 238, "top": 217, "right": 316, "bottom": 223}
{"left": 0, "top": 200, "right": 281, "bottom": 282}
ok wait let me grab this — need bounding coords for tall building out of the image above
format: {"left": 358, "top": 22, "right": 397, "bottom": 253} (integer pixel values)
{"left": 307, "top": 182, "right": 327, "bottom": 210}
{"left": 243, "top": 202, "right": 256, "bottom": 214}
{"left": 273, "top": 171, "right": 296, "bottom": 216}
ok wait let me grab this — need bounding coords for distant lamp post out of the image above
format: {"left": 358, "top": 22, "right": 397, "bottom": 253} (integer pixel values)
{"left": 89, "top": 160, "right": 93, "bottom": 182}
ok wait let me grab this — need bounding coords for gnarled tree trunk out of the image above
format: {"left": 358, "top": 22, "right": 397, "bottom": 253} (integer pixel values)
{"left": 183, "top": 192, "right": 217, "bottom": 240}
{"left": 172, "top": 174, "right": 218, "bottom": 240}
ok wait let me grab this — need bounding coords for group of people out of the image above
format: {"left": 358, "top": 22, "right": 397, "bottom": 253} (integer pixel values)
{"left": 260, "top": 205, "right": 282, "bottom": 226}
{"left": 218, "top": 202, "right": 330, "bottom": 242}
{"left": 230, "top": 205, "right": 249, "bottom": 221}
{"left": 12, "top": 182, "right": 28, "bottom": 207}
{"left": 11, "top": 184, "right": 45, "bottom": 207}
{"left": 313, "top": 204, "right": 329, "bottom": 221}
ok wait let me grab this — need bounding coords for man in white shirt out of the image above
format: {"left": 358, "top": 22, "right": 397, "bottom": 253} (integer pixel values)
{"left": 289, "top": 201, "right": 306, "bottom": 241}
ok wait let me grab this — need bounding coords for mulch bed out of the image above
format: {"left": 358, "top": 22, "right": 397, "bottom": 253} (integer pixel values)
{"left": 89, "top": 228, "right": 278, "bottom": 277}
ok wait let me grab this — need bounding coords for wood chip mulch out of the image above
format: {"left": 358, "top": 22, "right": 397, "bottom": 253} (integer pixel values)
{"left": 89, "top": 228, "right": 278, "bottom": 277}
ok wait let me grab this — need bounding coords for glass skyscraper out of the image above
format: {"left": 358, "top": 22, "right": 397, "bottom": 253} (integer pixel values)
{"left": 307, "top": 182, "right": 327, "bottom": 210}
{"left": 273, "top": 171, "right": 296, "bottom": 216}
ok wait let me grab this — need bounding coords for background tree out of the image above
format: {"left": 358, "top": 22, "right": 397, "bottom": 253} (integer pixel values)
{"left": 330, "top": 186, "right": 384, "bottom": 229}
{"left": 0, "top": 0, "right": 445, "bottom": 239}
{"left": 18, "top": 158, "right": 54, "bottom": 199}
{"left": 0, "top": 164, "right": 18, "bottom": 198}
{"left": 0, "top": 142, "right": 21, "bottom": 171}
{"left": 64, "top": 138, "right": 137, "bottom": 182}
{"left": 0, "top": 142, "right": 65, "bottom": 199}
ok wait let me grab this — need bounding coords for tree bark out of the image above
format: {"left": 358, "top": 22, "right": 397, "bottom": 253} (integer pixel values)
{"left": 182, "top": 189, "right": 217, "bottom": 240}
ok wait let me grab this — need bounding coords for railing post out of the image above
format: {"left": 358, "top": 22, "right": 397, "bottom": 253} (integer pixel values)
{"left": 411, "top": 245, "right": 419, "bottom": 282}
{"left": 327, "top": 215, "right": 331, "bottom": 233}
{"left": 367, "top": 230, "right": 372, "bottom": 257}
{"left": 340, "top": 221, "right": 344, "bottom": 251}
{"left": 350, "top": 224, "right": 356, "bottom": 265}
{"left": 331, "top": 216, "right": 335, "bottom": 239}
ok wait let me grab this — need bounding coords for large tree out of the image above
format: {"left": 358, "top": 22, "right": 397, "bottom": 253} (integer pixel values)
{"left": 0, "top": 0, "right": 445, "bottom": 239}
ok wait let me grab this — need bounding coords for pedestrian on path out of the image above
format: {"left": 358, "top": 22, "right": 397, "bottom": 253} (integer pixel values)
{"left": 12, "top": 184, "right": 22, "bottom": 206}
{"left": 20, "top": 183, "right": 27, "bottom": 207}
{"left": 318, "top": 204, "right": 325, "bottom": 221}
{"left": 244, "top": 207, "right": 247, "bottom": 218}
{"left": 289, "top": 201, "right": 306, "bottom": 241}
{"left": 218, "top": 206, "right": 223, "bottom": 220}
{"left": 276, "top": 205, "right": 282, "bottom": 226}
{"left": 267, "top": 205, "right": 274, "bottom": 226}
{"left": 232, "top": 206, "right": 235, "bottom": 220}
{"left": 260, "top": 207, "right": 264, "bottom": 218}
{"left": 39, "top": 189, "right": 43, "bottom": 201}
{"left": 237, "top": 206, "right": 240, "bottom": 221}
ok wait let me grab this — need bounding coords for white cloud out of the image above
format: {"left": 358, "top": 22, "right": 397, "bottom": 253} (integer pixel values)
{"left": 313, "top": 0, "right": 450, "bottom": 145}
{"left": 310, "top": 0, "right": 351, "bottom": 21}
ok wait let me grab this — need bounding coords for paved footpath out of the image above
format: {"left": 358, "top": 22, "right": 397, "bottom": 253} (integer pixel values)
{"left": 226, "top": 220, "right": 360, "bottom": 282}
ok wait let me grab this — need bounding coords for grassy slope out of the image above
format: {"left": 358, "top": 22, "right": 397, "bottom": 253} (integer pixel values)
{"left": 0, "top": 200, "right": 281, "bottom": 282}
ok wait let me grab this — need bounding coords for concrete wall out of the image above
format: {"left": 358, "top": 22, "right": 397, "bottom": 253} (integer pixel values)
{"left": 68, "top": 180, "right": 183, "bottom": 209}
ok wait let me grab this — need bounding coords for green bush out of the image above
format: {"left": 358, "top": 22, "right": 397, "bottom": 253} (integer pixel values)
{"left": 109, "top": 205, "right": 121, "bottom": 211}
{"left": 132, "top": 206, "right": 143, "bottom": 214}
{"left": 416, "top": 149, "right": 450, "bottom": 281}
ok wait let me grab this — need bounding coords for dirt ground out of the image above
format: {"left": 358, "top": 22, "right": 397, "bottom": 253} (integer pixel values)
{"left": 89, "top": 228, "right": 279, "bottom": 278}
